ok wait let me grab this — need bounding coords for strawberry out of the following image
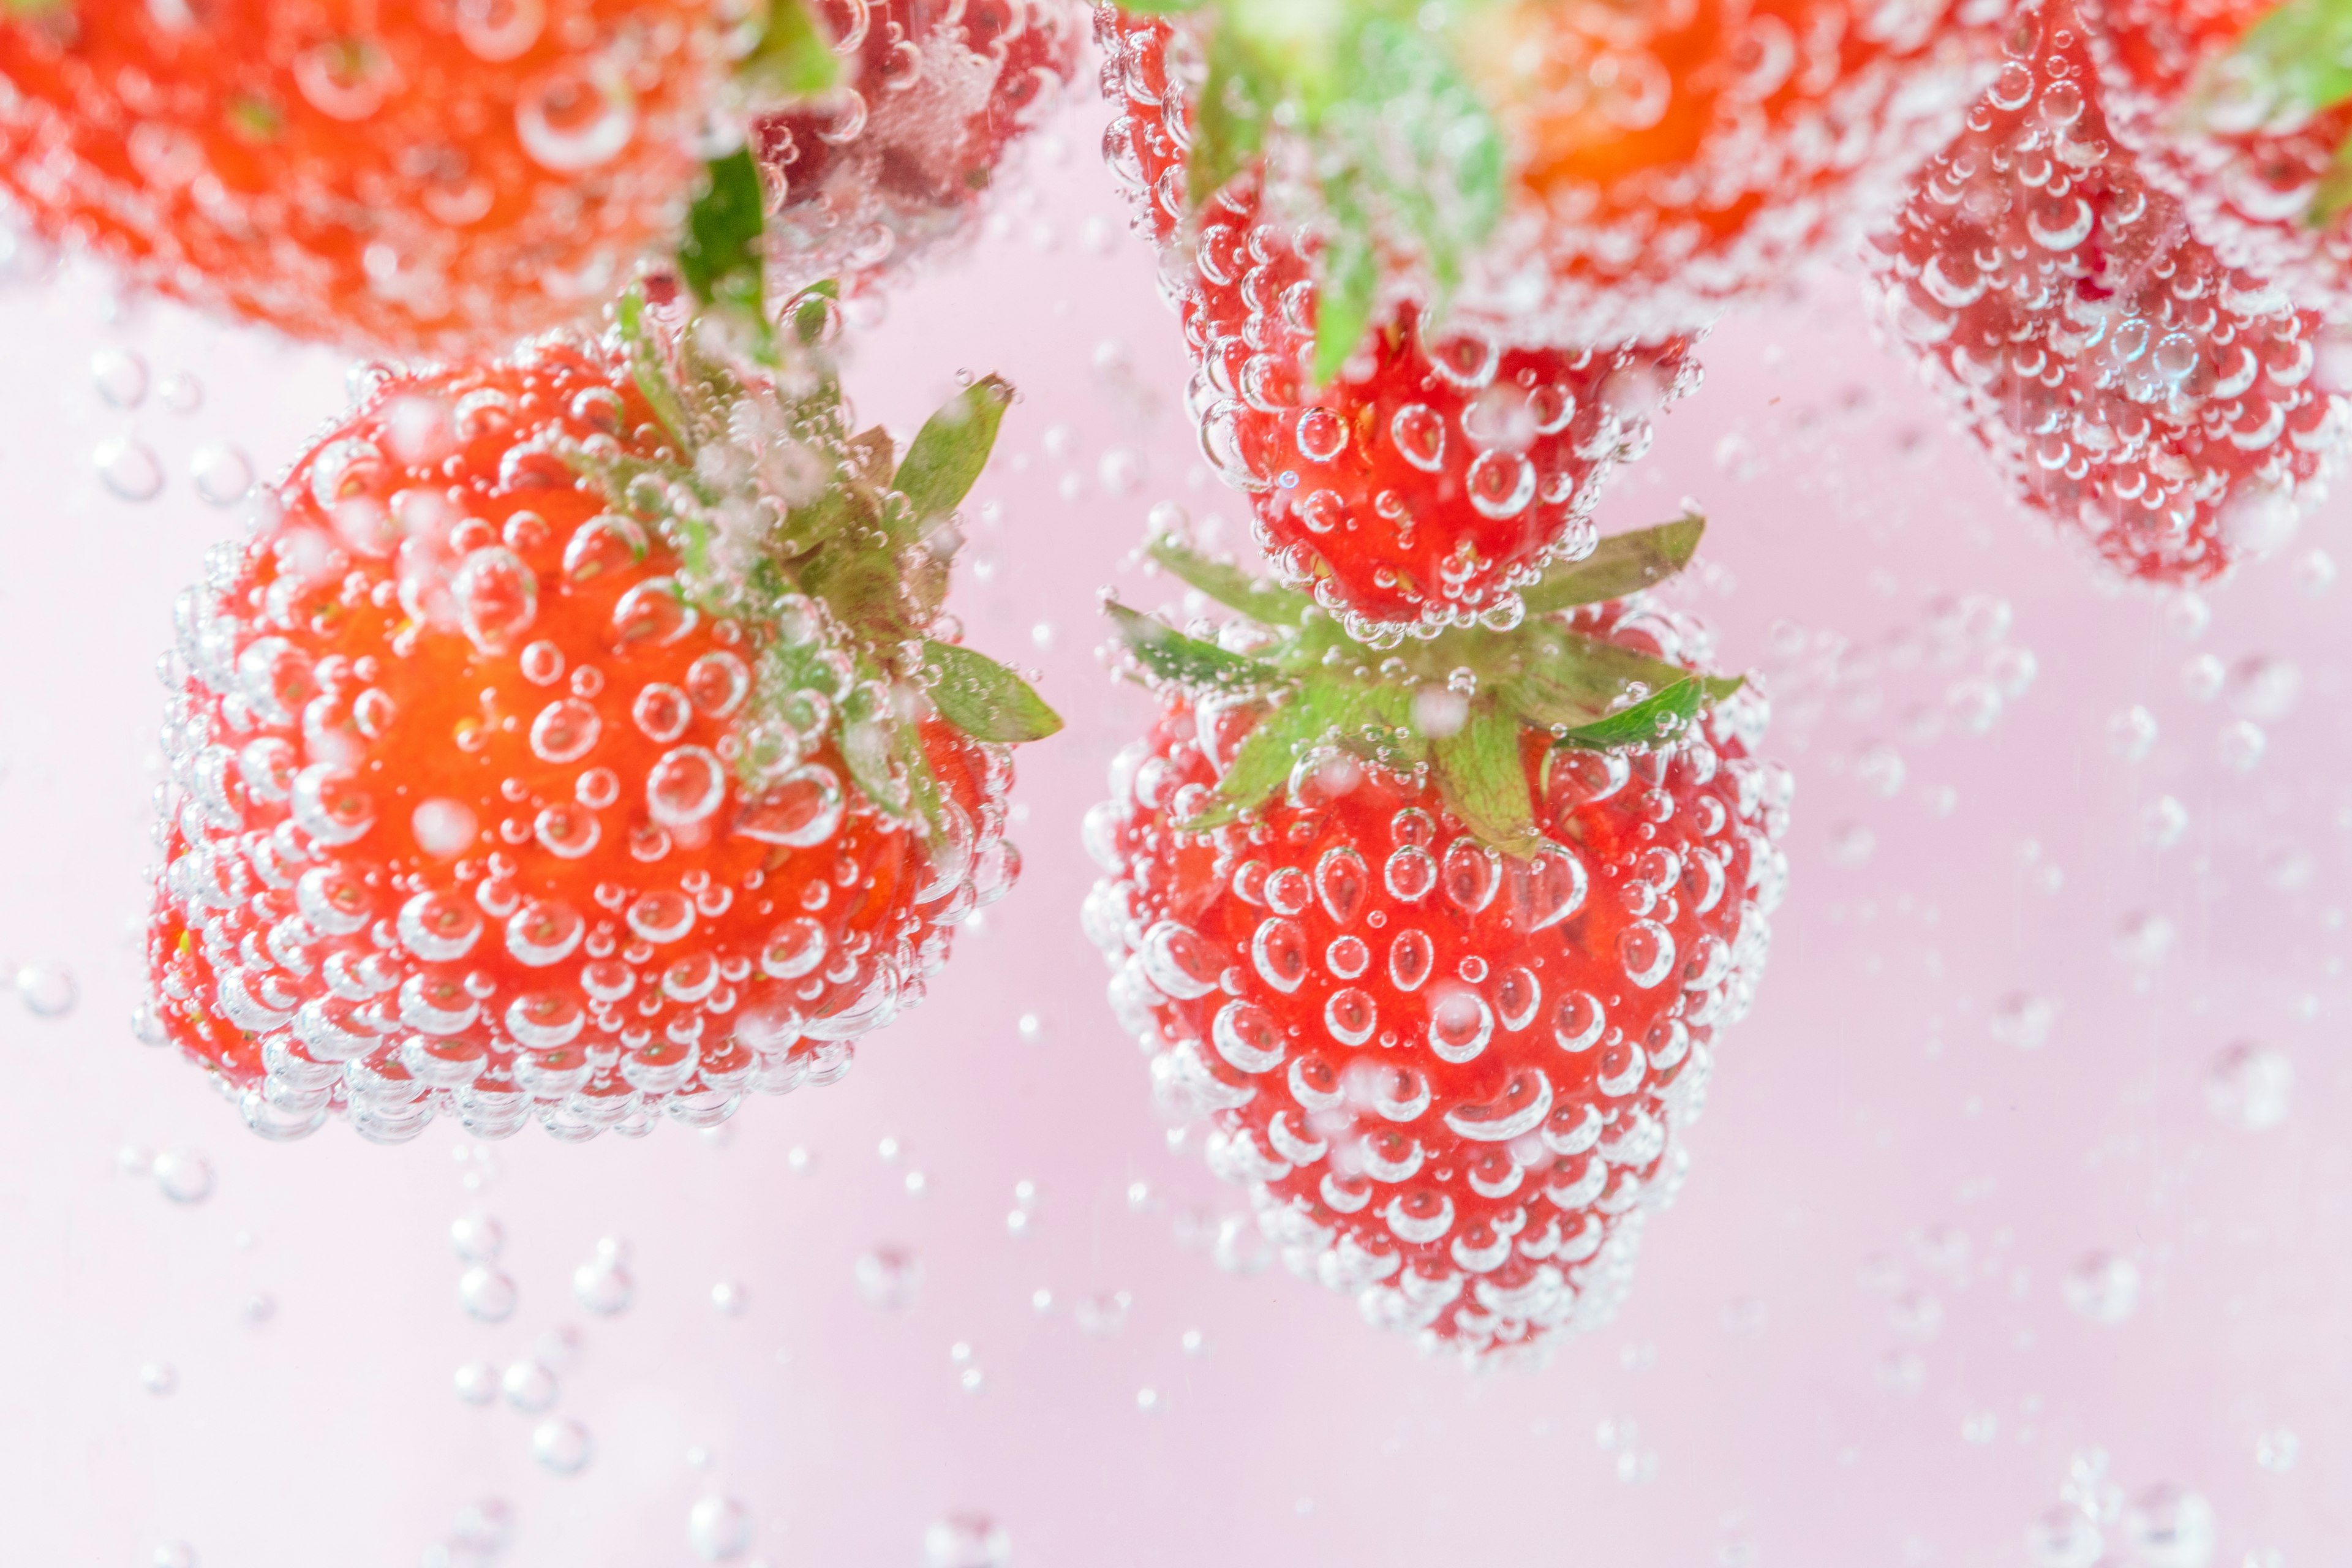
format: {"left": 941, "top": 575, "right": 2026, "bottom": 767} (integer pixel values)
{"left": 2087, "top": 0, "right": 2352, "bottom": 321}
{"left": 1870, "top": 0, "right": 2345, "bottom": 582}
{"left": 751, "top": 0, "right": 1083, "bottom": 296}
{"left": 145, "top": 280, "right": 1058, "bottom": 1142}
{"left": 1098, "top": 1, "right": 1996, "bottom": 360}
{"left": 1178, "top": 165, "right": 1700, "bottom": 638}
{"left": 1083, "top": 522, "right": 1788, "bottom": 1360}
{"left": 0, "top": 1, "right": 1071, "bottom": 354}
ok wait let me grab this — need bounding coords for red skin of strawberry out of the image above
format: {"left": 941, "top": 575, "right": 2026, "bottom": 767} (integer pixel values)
{"left": 1084, "top": 606, "right": 1788, "bottom": 1360}
{"left": 752, "top": 0, "right": 1082, "bottom": 293}
{"left": 0, "top": 1, "right": 723, "bottom": 355}
{"left": 1099, "top": 3, "right": 1996, "bottom": 344}
{"left": 1871, "top": 0, "right": 2344, "bottom": 582}
{"left": 1182, "top": 169, "right": 1701, "bottom": 635}
{"left": 148, "top": 336, "right": 1013, "bottom": 1142}
{"left": 2090, "top": 0, "right": 2352, "bottom": 322}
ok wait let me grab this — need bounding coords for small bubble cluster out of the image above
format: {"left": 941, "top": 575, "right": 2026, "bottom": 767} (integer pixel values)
{"left": 753, "top": 0, "right": 1080, "bottom": 298}
{"left": 1871, "top": 0, "right": 2348, "bottom": 583}
{"left": 0, "top": 1, "right": 726, "bottom": 355}
{"left": 146, "top": 333, "right": 1017, "bottom": 1142}
{"left": 1083, "top": 602, "right": 1788, "bottom": 1362}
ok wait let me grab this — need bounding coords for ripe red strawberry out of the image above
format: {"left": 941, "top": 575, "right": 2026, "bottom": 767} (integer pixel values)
{"left": 1871, "top": 0, "right": 2345, "bottom": 582}
{"left": 1179, "top": 167, "right": 1700, "bottom": 638}
{"left": 1084, "top": 525, "right": 1787, "bottom": 1360}
{"left": 0, "top": 0, "right": 728, "bottom": 354}
{"left": 2089, "top": 0, "right": 2352, "bottom": 321}
{"left": 1097, "top": 1, "right": 1997, "bottom": 350}
{"left": 752, "top": 0, "right": 1083, "bottom": 295}
{"left": 0, "top": 1, "right": 1073, "bottom": 355}
{"left": 146, "top": 284, "right": 1057, "bottom": 1142}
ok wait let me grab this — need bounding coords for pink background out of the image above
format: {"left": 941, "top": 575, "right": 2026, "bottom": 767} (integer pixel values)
{"left": 0, "top": 87, "right": 2345, "bottom": 1568}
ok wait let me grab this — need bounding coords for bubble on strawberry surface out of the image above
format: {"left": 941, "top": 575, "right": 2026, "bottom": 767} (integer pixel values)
{"left": 1869, "top": 0, "right": 2350, "bottom": 584}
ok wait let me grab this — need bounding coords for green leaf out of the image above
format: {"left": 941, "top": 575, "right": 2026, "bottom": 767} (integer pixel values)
{"left": 1105, "top": 601, "right": 1281, "bottom": 690}
{"left": 679, "top": 149, "right": 768, "bottom": 316}
{"left": 894, "top": 376, "right": 1013, "bottom": 522}
{"left": 1428, "top": 701, "right": 1542, "bottom": 858}
{"left": 922, "top": 641, "right": 1063, "bottom": 743}
{"left": 1312, "top": 205, "right": 1379, "bottom": 387}
{"left": 1178, "top": 673, "right": 1360, "bottom": 831}
{"left": 1518, "top": 513, "right": 1707, "bottom": 614}
{"left": 1146, "top": 535, "right": 1311, "bottom": 626}
{"left": 741, "top": 0, "right": 842, "bottom": 97}
{"left": 1552, "top": 677, "right": 1714, "bottom": 753}
{"left": 614, "top": 288, "right": 695, "bottom": 453}
{"left": 2316, "top": 132, "right": 2352, "bottom": 225}
{"left": 1189, "top": 18, "right": 1277, "bottom": 208}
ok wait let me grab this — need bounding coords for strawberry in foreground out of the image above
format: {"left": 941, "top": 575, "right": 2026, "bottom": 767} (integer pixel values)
{"left": 1872, "top": 0, "right": 2345, "bottom": 582}
{"left": 2090, "top": 0, "right": 2352, "bottom": 322}
{"left": 146, "top": 282, "right": 1057, "bottom": 1142}
{"left": 753, "top": 0, "right": 1083, "bottom": 298}
{"left": 1099, "top": 0, "right": 1995, "bottom": 364}
{"left": 1082, "top": 521, "right": 1789, "bottom": 1361}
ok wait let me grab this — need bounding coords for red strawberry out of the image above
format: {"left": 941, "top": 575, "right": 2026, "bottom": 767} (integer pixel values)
{"left": 1180, "top": 167, "right": 1700, "bottom": 638}
{"left": 2089, "top": 0, "right": 2352, "bottom": 322}
{"left": 1097, "top": 1, "right": 1996, "bottom": 349}
{"left": 1085, "top": 525, "right": 1787, "bottom": 1360}
{"left": 752, "top": 0, "right": 1083, "bottom": 295}
{"left": 146, "top": 284, "right": 1057, "bottom": 1142}
{"left": 1871, "top": 0, "right": 2345, "bottom": 582}
{"left": 0, "top": 0, "right": 728, "bottom": 354}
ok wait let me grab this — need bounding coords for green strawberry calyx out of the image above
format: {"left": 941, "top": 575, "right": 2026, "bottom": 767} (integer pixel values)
{"left": 1122, "top": 0, "right": 1509, "bottom": 385}
{"left": 562, "top": 262, "right": 1058, "bottom": 857}
{"left": 1104, "top": 512, "right": 1738, "bottom": 859}
{"left": 2182, "top": 0, "right": 2352, "bottom": 223}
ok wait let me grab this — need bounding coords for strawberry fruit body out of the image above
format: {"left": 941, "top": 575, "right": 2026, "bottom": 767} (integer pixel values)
{"left": 0, "top": 0, "right": 726, "bottom": 354}
{"left": 753, "top": 0, "right": 1082, "bottom": 296}
{"left": 1872, "top": 0, "right": 2345, "bottom": 582}
{"left": 1084, "top": 526, "right": 1787, "bottom": 1360}
{"left": 148, "top": 288, "right": 1055, "bottom": 1142}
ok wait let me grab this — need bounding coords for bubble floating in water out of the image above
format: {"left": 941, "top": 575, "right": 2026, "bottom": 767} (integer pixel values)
{"left": 95, "top": 436, "right": 165, "bottom": 501}
{"left": 189, "top": 444, "right": 254, "bottom": 507}
{"left": 91, "top": 347, "right": 148, "bottom": 408}
{"left": 151, "top": 1544, "right": 197, "bottom": 1568}
{"left": 458, "top": 1265, "right": 518, "bottom": 1324}
{"left": 687, "top": 1495, "right": 753, "bottom": 1562}
{"left": 450, "top": 1213, "right": 504, "bottom": 1264}
{"left": 573, "top": 1238, "right": 634, "bottom": 1315}
{"left": 500, "top": 1360, "right": 557, "bottom": 1414}
{"left": 2062, "top": 1252, "right": 2141, "bottom": 1325}
{"left": 454, "top": 1362, "right": 497, "bottom": 1406}
{"left": 140, "top": 1361, "right": 178, "bottom": 1395}
{"left": 924, "top": 1513, "right": 1011, "bottom": 1568}
{"left": 532, "top": 1416, "right": 592, "bottom": 1476}
{"left": 151, "top": 1149, "right": 214, "bottom": 1205}
{"left": 2120, "top": 1485, "right": 2215, "bottom": 1568}
{"left": 2206, "top": 1043, "right": 2293, "bottom": 1131}
{"left": 855, "top": 1248, "right": 922, "bottom": 1311}
{"left": 17, "top": 963, "right": 75, "bottom": 1017}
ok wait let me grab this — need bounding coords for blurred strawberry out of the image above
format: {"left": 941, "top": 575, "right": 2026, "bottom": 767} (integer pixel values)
{"left": 752, "top": 0, "right": 1083, "bottom": 296}
{"left": 146, "top": 281, "right": 1058, "bottom": 1142}
{"left": 1871, "top": 0, "right": 2345, "bottom": 581}
{"left": 1098, "top": 0, "right": 1995, "bottom": 360}
{"left": 2090, "top": 0, "right": 2352, "bottom": 321}
{"left": 0, "top": 1, "right": 1072, "bottom": 353}
{"left": 1182, "top": 168, "right": 1700, "bottom": 636}
{"left": 1084, "top": 522, "right": 1787, "bottom": 1360}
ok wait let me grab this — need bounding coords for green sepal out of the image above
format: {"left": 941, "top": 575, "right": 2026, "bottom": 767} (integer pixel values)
{"left": 1428, "top": 700, "right": 1542, "bottom": 859}
{"left": 1518, "top": 514, "right": 1706, "bottom": 615}
{"left": 1552, "top": 674, "right": 1743, "bottom": 753}
{"left": 895, "top": 377, "right": 1014, "bottom": 526}
{"left": 1189, "top": 17, "right": 1278, "bottom": 209}
{"left": 922, "top": 640, "right": 1063, "bottom": 743}
{"left": 1177, "top": 673, "right": 1365, "bottom": 831}
{"left": 1105, "top": 601, "right": 1280, "bottom": 690}
{"left": 614, "top": 288, "right": 695, "bottom": 453}
{"left": 2315, "top": 133, "right": 2352, "bottom": 225}
{"left": 1146, "top": 534, "right": 1312, "bottom": 626}
{"left": 679, "top": 149, "right": 769, "bottom": 318}
{"left": 741, "top": 0, "right": 843, "bottom": 97}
